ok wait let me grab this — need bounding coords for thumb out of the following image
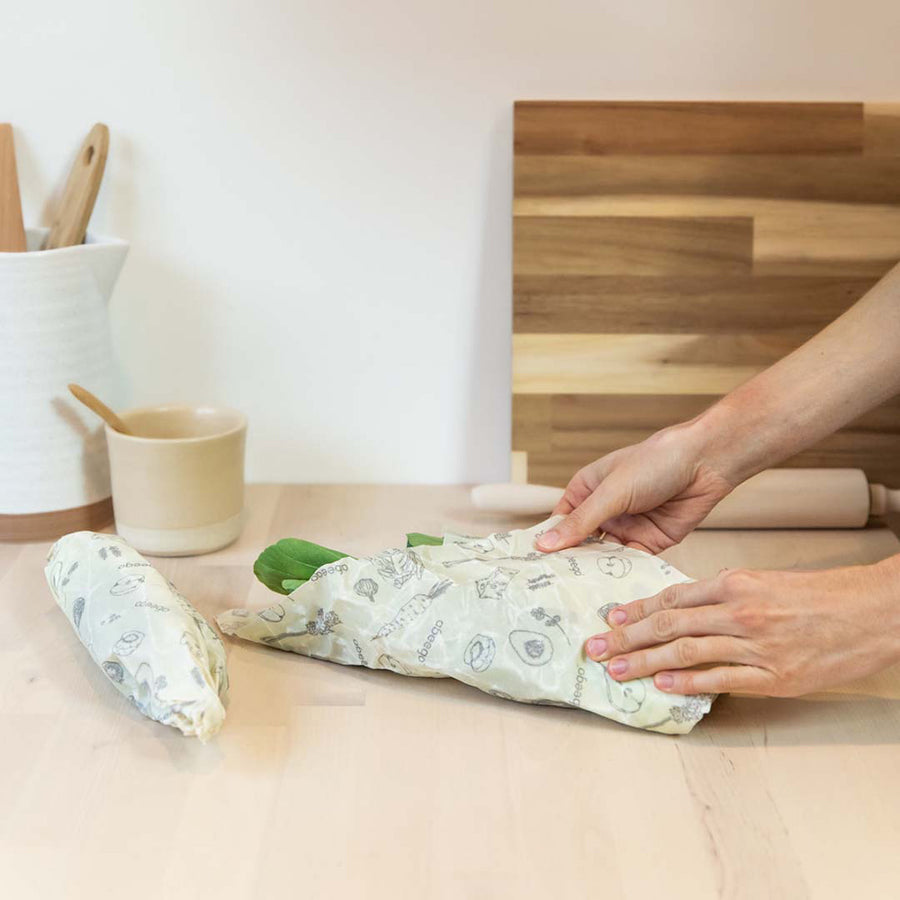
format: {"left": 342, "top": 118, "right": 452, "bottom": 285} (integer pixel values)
{"left": 536, "top": 485, "right": 628, "bottom": 552}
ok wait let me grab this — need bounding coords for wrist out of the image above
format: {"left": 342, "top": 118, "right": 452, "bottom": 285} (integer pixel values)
{"left": 868, "top": 554, "right": 900, "bottom": 665}
{"left": 680, "top": 399, "right": 765, "bottom": 488}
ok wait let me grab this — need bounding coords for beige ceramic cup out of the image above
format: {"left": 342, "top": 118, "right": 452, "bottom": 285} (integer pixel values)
{"left": 105, "top": 406, "right": 246, "bottom": 556}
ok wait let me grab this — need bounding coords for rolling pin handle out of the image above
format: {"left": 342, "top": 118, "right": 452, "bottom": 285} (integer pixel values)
{"left": 869, "top": 484, "right": 900, "bottom": 517}
{"left": 471, "top": 483, "right": 565, "bottom": 515}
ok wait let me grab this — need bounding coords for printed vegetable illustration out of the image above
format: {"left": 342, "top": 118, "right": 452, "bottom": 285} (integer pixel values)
{"left": 113, "top": 630, "right": 145, "bottom": 656}
{"left": 597, "top": 602, "right": 622, "bottom": 623}
{"left": 354, "top": 578, "right": 379, "bottom": 603}
{"left": 258, "top": 604, "right": 286, "bottom": 623}
{"left": 261, "top": 608, "right": 341, "bottom": 645}
{"left": 530, "top": 606, "right": 571, "bottom": 644}
{"left": 377, "top": 654, "right": 412, "bottom": 675}
{"left": 475, "top": 567, "right": 516, "bottom": 600}
{"left": 72, "top": 596, "right": 85, "bottom": 630}
{"left": 508, "top": 629, "right": 554, "bottom": 666}
{"left": 457, "top": 538, "right": 494, "bottom": 554}
{"left": 598, "top": 552, "right": 633, "bottom": 579}
{"left": 373, "top": 548, "right": 424, "bottom": 589}
{"left": 371, "top": 580, "right": 452, "bottom": 640}
{"left": 109, "top": 574, "right": 145, "bottom": 596}
{"left": 670, "top": 694, "right": 715, "bottom": 723}
{"left": 102, "top": 660, "right": 124, "bottom": 683}
{"left": 601, "top": 663, "right": 645, "bottom": 713}
{"left": 463, "top": 634, "right": 496, "bottom": 672}
{"left": 306, "top": 608, "right": 341, "bottom": 636}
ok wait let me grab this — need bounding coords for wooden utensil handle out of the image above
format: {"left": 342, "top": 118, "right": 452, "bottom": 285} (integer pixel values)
{"left": 0, "top": 124, "right": 26, "bottom": 252}
{"left": 42, "top": 123, "right": 109, "bottom": 250}
{"left": 67, "top": 383, "right": 130, "bottom": 435}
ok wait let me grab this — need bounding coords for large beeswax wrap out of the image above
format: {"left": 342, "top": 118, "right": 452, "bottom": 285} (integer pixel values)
{"left": 45, "top": 532, "right": 229, "bottom": 741}
{"left": 219, "top": 517, "right": 714, "bottom": 733}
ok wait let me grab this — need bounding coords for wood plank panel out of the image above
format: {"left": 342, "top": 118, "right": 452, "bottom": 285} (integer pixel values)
{"left": 525, "top": 434, "right": 900, "bottom": 490}
{"left": 514, "top": 101, "right": 864, "bottom": 156}
{"left": 512, "top": 101, "right": 900, "bottom": 489}
{"left": 864, "top": 103, "right": 900, "bottom": 155}
{"left": 514, "top": 275, "right": 874, "bottom": 334}
{"left": 514, "top": 333, "right": 800, "bottom": 395}
{"left": 515, "top": 197, "right": 900, "bottom": 274}
{"left": 514, "top": 216, "right": 753, "bottom": 276}
{"left": 516, "top": 154, "right": 900, "bottom": 204}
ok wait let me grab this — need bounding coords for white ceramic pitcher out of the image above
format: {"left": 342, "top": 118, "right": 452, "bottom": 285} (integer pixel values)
{"left": 0, "top": 228, "right": 129, "bottom": 540}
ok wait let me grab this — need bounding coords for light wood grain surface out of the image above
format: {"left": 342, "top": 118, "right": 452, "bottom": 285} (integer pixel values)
{"left": 512, "top": 101, "right": 900, "bottom": 487}
{"left": 2, "top": 484, "right": 900, "bottom": 899}
{"left": 0, "top": 123, "right": 26, "bottom": 252}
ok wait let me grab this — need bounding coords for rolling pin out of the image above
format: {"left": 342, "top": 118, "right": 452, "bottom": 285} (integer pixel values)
{"left": 472, "top": 469, "right": 900, "bottom": 529}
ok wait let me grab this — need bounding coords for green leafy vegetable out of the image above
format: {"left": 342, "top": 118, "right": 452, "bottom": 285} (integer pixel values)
{"left": 253, "top": 538, "right": 351, "bottom": 595}
{"left": 406, "top": 532, "right": 443, "bottom": 548}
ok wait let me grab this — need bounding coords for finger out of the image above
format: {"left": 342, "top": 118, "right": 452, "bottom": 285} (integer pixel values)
{"left": 623, "top": 540, "right": 653, "bottom": 553}
{"left": 585, "top": 605, "right": 738, "bottom": 661}
{"left": 604, "top": 636, "right": 757, "bottom": 681}
{"left": 654, "top": 665, "right": 772, "bottom": 696}
{"left": 551, "top": 472, "right": 592, "bottom": 517}
{"left": 606, "top": 579, "right": 722, "bottom": 627}
{"left": 537, "top": 481, "right": 629, "bottom": 552}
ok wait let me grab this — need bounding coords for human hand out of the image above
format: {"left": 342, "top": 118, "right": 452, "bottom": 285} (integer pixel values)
{"left": 536, "top": 421, "right": 736, "bottom": 555}
{"left": 584, "top": 557, "right": 900, "bottom": 697}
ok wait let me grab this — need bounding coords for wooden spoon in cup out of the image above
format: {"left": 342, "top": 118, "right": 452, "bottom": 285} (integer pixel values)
{"left": 68, "top": 383, "right": 131, "bottom": 435}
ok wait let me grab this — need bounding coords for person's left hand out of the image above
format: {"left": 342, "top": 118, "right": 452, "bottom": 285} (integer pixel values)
{"left": 584, "top": 557, "right": 900, "bottom": 696}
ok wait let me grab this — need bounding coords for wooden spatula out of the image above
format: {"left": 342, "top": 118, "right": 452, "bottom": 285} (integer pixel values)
{"left": 42, "top": 123, "right": 109, "bottom": 250}
{"left": 0, "top": 124, "right": 26, "bottom": 252}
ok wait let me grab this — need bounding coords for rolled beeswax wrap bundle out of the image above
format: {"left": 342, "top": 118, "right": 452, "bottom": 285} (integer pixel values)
{"left": 45, "top": 532, "right": 228, "bottom": 741}
{"left": 218, "top": 517, "right": 714, "bottom": 734}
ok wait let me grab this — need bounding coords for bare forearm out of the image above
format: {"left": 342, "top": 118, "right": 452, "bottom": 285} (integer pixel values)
{"left": 694, "top": 262, "right": 900, "bottom": 484}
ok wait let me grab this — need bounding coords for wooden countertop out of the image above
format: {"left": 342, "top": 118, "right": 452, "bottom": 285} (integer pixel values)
{"left": 3, "top": 485, "right": 900, "bottom": 899}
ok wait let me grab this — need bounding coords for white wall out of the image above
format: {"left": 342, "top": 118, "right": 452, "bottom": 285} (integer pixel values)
{"left": 5, "top": 0, "right": 899, "bottom": 482}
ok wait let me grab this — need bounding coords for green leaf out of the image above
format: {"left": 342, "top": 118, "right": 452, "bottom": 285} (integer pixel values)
{"left": 282, "top": 579, "right": 304, "bottom": 593}
{"left": 406, "top": 532, "right": 443, "bottom": 548}
{"left": 253, "top": 538, "right": 352, "bottom": 595}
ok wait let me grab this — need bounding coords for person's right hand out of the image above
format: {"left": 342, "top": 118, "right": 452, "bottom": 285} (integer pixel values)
{"left": 535, "top": 422, "right": 737, "bottom": 555}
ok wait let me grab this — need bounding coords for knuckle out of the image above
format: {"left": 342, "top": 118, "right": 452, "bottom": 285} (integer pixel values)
{"left": 615, "top": 628, "right": 633, "bottom": 653}
{"left": 675, "top": 638, "right": 698, "bottom": 667}
{"left": 719, "top": 567, "right": 753, "bottom": 596}
{"left": 658, "top": 585, "right": 681, "bottom": 610}
{"left": 652, "top": 610, "right": 678, "bottom": 641}
{"left": 714, "top": 667, "right": 735, "bottom": 693}
{"left": 625, "top": 599, "right": 644, "bottom": 622}
{"left": 730, "top": 600, "right": 759, "bottom": 630}
{"left": 731, "top": 599, "right": 771, "bottom": 633}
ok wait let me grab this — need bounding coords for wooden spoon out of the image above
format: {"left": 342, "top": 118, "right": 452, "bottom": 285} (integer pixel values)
{"left": 68, "top": 383, "right": 131, "bottom": 435}
{"left": 43, "top": 123, "right": 109, "bottom": 250}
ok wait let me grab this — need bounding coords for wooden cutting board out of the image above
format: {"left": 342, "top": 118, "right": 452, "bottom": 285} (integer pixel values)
{"left": 512, "top": 101, "right": 900, "bottom": 487}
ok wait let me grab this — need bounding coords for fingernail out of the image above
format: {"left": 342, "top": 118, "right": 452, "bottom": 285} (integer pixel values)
{"left": 609, "top": 659, "right": 628, "bottom": 676}
{"left": 656, "top": 673, "right": 674, "bottom": 690}
{"left": 609, "top": 609, "right": 627, "bottom": 626}
{"left": 586, "top": 637, "right": 606, "bottom": 659}
{"left": 537, "top": 530, "right": 561, "bottom": 550}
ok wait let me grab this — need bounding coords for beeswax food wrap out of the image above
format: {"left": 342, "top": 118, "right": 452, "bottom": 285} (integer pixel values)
{"left": 45, "top": 532, "right": 229, "bottom": 741}
{"left": 219, "top": 517, "right": 715, "bottom": 733}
